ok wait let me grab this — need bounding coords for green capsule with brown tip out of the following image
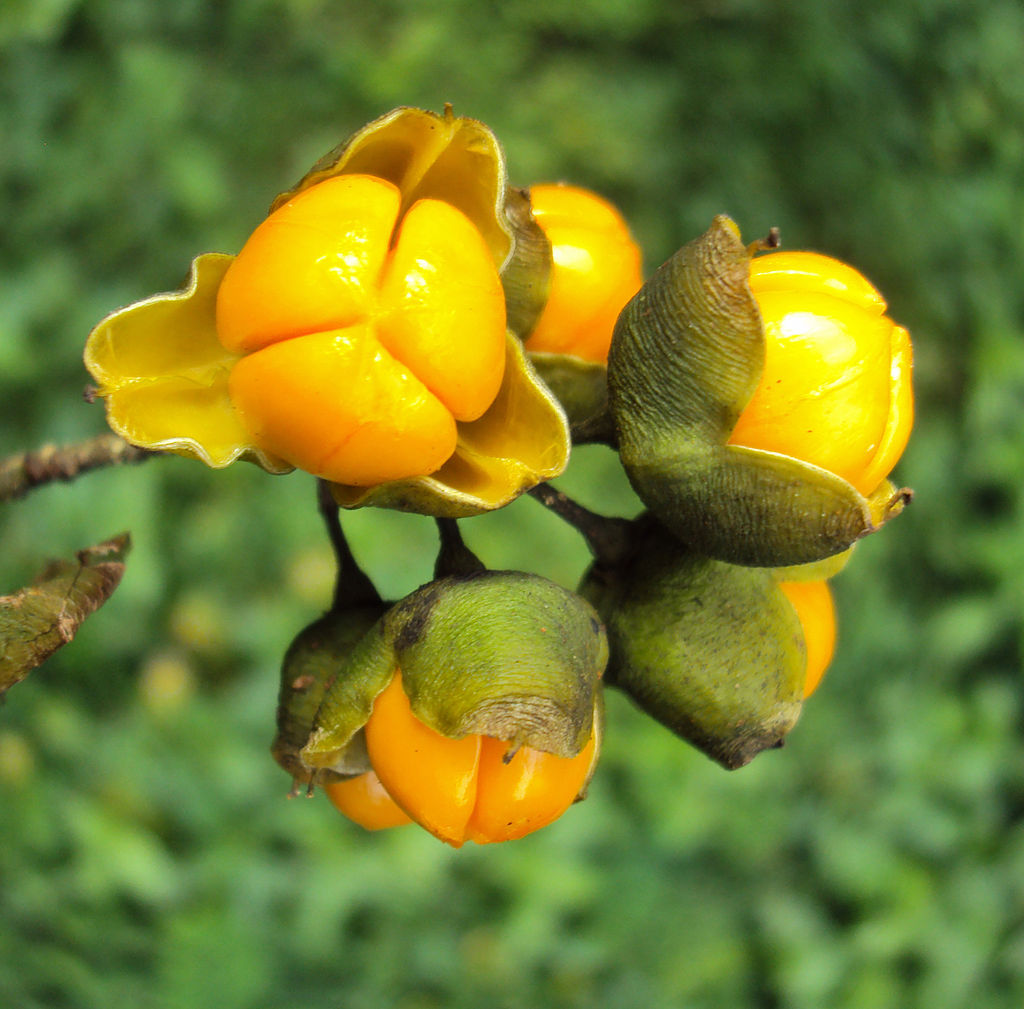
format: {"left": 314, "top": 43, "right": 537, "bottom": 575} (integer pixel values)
{"left": 301, "top": 571, "right": 608, "bottom": 772}
{"left": 607, "top": 216, "right": 908, "bottom": 567}
{"left": 581, "top": 519, "right": 805, "bottom": 769}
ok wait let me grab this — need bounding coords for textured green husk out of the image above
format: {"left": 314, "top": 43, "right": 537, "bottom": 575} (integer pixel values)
{"left": 607, "top": 215, "right": 904, "bottom": 567}
{"left": 501, "top": 186, "right": 554, "bottom": 339}
{"left": 271, "top": 603, "right": 387, "bottom": 785}
{"left": 301, "top": 571, "right": 607, "bottom": 771}
{"left": 581, "top": 519, "right": 806, "bottom": 769}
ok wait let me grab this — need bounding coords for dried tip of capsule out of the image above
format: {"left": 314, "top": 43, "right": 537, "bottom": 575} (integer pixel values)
{"left": 747, "top": 226, "right": 781, "bottom": 255}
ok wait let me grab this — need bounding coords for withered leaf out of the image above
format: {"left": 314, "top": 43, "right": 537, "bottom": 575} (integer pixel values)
{"left": 0, "top": 533, "right": 131, "bottom": 697}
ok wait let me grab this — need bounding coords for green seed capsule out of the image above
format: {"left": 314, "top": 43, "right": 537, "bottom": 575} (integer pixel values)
{"left": 301, "top": 571, "right": 608, "bottom": 772}
{"left": 271, "top": 604, "right": 386, "bottom": 789}
{"left": 581, "top": 518, "right": 806, "bottom": 769}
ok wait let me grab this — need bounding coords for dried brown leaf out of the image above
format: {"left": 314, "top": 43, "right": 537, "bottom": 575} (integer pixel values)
{"left": 0, "top": 533, "right": 130, "bottom": 697}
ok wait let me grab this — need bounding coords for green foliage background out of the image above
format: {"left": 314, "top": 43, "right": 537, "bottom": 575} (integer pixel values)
{"left": 3, "top": 1, "right": 1024, "bottom": 1006}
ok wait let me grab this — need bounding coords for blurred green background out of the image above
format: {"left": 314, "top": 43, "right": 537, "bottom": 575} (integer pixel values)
{"left": 3, "top": 1, "right": 1024, "bottom": 1006}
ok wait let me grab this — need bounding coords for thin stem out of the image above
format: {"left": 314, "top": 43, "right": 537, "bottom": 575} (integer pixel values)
{"left": 434, "top": 518, "right": 486, "bottom": 579}
{"left": 0, "top": 433, "right": 154, "bottom": 503}
{"left": 570, "top": 408, "right": 618, "bottom": 447}
{"left": 527, "top": 482, "right": 634, "bottom": 566}
{"left": 316, "top": 480, "right": 380, "bottom": 609}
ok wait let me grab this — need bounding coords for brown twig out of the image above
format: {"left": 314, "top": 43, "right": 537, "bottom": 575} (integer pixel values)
{"left": 527, "top": 482, "right": 635, "bottom": 566}
{"left": 0, "top": 433, "right": 155, "bottom": 503}
{"left": 747, "top": 226, "right": 781, "bottom": 256}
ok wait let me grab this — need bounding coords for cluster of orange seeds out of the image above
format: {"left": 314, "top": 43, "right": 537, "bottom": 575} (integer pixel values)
{"left": 84, "top": 108, "right": 913, "bottom": 846}
{"left": 217, "top": 174, "right": 507, "bottom": 487}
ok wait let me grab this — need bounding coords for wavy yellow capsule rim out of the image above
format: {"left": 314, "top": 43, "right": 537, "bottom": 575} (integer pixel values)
{"left": 84, "top": 107, "right": 572, "bottom": 516}
{"left": 271, "top": 105, "right": 513, "bottom": 273}
{"left": 85, "top": 255, "right": 570, "bottom": 515}
{"left": 84, "top": 252, "right": 291, "bottom": 474}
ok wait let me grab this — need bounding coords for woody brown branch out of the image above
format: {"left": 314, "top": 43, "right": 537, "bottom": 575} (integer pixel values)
{"left": 0, "top": 433, "right": 155, "bottom": 503}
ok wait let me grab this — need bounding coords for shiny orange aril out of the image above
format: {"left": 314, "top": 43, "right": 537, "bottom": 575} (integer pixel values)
{"left": 216, "top": 175, "right": 401, "bottom": 354}
{"left": 855, "top": 323, "right": 914, "bottom": 496}
{"left": 778, "top": 580, "right": 837, "bottom": 698}
{"left": 748, "top": 250, "right": 887, "bottom": 314}
{"left": 466, "top": 731, "right": 596, "bottom": 844}
{"left": 323, "top": 770, "right": 413, "bottom": 831}
{"left": 359, "top": 671, "right": 594, "bottom": 846}
{"left": 363, "top": 673, "right": 481, "bottom": 848}
{"left": 227, "top": 324, "right": 457, "bottom": 486}
{"left": 524, "top": 184, "right": 643, "bottom": 363}
{"left": 729, "top": 291, "right": 892, "bottom": 494}
{"left": 215, "top": 174, "right": 509, "bottom": 486}
{"left": 730, "top": 251, "right": 913, "bottom": 497}
{"left": 376, "top": 198, "right": 506, "bottom": 421}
